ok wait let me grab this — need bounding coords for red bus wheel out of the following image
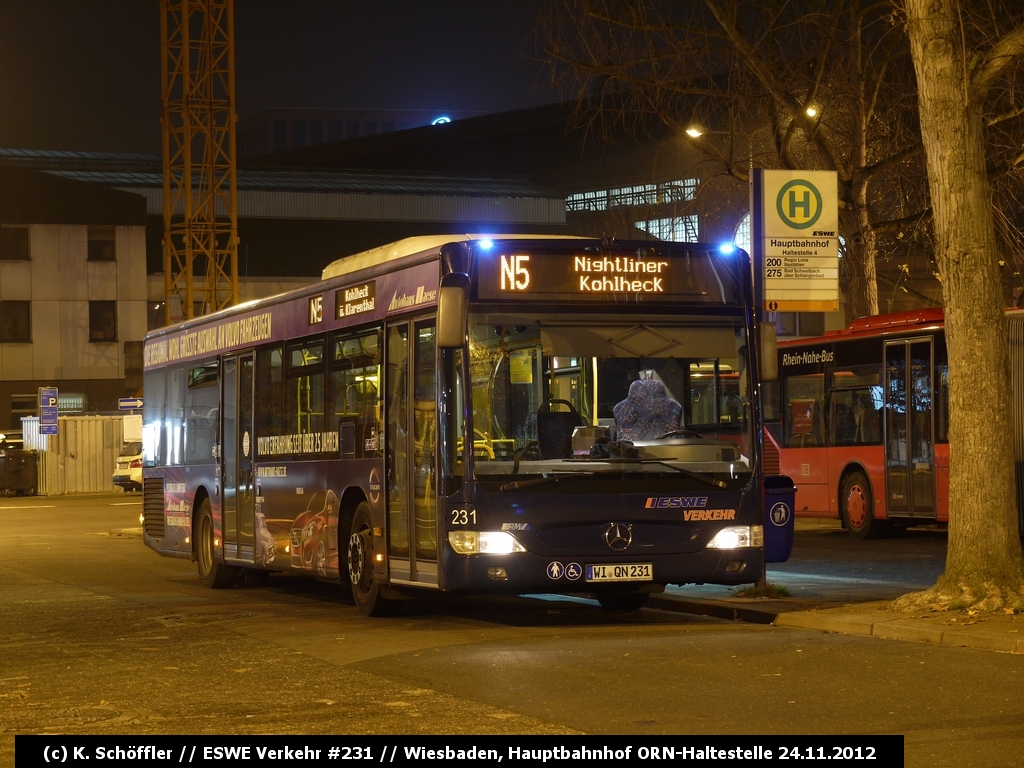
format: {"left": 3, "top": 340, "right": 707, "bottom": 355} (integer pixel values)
{"left": 841, "top": 471, "right": 882, "bottom": 540}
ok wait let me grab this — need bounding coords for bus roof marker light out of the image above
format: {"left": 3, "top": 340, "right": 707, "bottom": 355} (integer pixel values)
{"left": 719, "top": 243, "right": 736, "bottom": 255}
{"left": 431, "top": 116, "right": 452, "bottom": 125}
{"left": 478, "top": 238, "right": 494, "bottom": 250}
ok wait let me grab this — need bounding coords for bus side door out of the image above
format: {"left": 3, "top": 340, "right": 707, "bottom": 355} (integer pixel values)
{"left": 884, "top": 339, "right": 935, "bottom": 519}
{"left": 222, "top": 351, "right": 256, "bottom": 562}
{"left": 385, "top": 317, "right": 439, "bottom": 586}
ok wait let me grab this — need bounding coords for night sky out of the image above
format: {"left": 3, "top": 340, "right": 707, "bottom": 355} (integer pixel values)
{"left": 0, "top": 0, "right": 558, "bottom": 153}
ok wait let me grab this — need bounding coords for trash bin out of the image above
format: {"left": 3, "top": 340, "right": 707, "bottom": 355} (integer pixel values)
{"left": 764, "top": 475, "right": 795, "bottom": 563}
{"left": 0, "top": 448, "right": 38, "bottom": 496}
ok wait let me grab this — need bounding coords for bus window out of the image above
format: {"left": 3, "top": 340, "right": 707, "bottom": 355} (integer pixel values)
{"left": 285, "top": 339, "right": 325, "bottom": 435}
{"left": 687, "top": 360, "right": 741, "bottom": 428}
{"left": 330, "top": 327, "right": 383, "bottom": 458}
{"left": 413, "top": 320, "right": 437, "bottom": 560}
{"left": 166, "top": 365, "right": 186, "bottom": 465}
{"left": 387, "top": 324, "right": 410, "bottom": 558}
{"left": 785, "top": 374, "right": 824, "bottom": 447}
{"left": 469, "top": 325, "right": 543, "bottom": 459}
{"left": 256, "top": 346, "right": 283, "bottom": 439}
{"left": 830, "top": 364, "right": 882, "bottom": 446}
{"left": 831, "top": 388, "right": 882, "bottom": 445}
{"left": 142, "top": 368, "right": 165, "bottom": 467}
{"left": 185, "top": 361, "right": 218, "bottom": 464}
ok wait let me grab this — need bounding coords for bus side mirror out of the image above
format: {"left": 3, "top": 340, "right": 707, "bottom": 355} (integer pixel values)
{"left": 758, "top": 322, "right": 778, "bottom": 382}
{"left": 437, "top": 273, "right": 470, "bottom": 349}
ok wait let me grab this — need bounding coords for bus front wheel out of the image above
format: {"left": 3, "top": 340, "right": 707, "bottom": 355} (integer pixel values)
{"left": 841, "top": 471, "right": 883, "bottom": 540}
{"left": 347, "top": 502, "right": 397, "bottom": 616}
{"left": 196, "top": 497, "right": 236, "bottom": 588}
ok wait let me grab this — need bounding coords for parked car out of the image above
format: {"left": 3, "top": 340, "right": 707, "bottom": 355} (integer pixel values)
{"left": 113, "top": 442, "right": 143, "bottom": 492}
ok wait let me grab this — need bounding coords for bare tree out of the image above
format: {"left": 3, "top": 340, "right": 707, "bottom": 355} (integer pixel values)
{"left": 893, "top": 0, "right": 1024, "bottom": 612}
{"left": 538, "top": 0, "right": 934, "bottom": 318}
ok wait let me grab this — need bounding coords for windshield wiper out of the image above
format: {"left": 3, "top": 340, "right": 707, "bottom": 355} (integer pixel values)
{"left": 639, "top": 460, "right": 730, "bottom": 489}
{"left": 498, "top": 472, "right": 598, "bottom": 492}
{"left": 496, "top": 460, "right": 730, "bottom": 492}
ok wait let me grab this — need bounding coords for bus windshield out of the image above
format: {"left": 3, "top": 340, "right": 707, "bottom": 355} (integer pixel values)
{"left": 454, "top": 311, "right": 752, "bottom": 486}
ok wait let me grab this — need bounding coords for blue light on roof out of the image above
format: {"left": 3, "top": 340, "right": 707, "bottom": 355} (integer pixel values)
{"left": 431, "top": 116, "right": 452, "bottom": 125}
{"left": 719, "top": 242, "right": 736, "bottom": 254}
{"left": 478, "top": 238, "right": 494, "bottom": 249}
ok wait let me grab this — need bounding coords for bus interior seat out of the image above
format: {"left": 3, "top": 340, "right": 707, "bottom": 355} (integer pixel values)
{"left": 855, "top": 403, "right": 881, "bottom": 444}
{"left": 536, "top": 397, "right": 585, "bottom": 459}
{"left": 612, "top": 379, "right": 682, "bottom": 442}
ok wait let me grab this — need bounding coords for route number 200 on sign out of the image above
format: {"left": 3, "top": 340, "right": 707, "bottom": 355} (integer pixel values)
{"left": 586, "top": 563, "right": 653, "bottom": 582}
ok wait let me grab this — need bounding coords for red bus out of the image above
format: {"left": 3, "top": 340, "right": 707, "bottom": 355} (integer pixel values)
{"left": 765, "top": 307, "right": 1024, "bottom": 538}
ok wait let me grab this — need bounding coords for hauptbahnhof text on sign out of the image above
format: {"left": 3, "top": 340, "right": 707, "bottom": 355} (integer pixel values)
{"left": 756, "top": 170, "right": 840, "bottom": 313}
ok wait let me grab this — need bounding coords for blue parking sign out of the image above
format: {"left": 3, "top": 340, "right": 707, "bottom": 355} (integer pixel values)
{"left": 39, "top": 387, "right": 59, "bottom": 435}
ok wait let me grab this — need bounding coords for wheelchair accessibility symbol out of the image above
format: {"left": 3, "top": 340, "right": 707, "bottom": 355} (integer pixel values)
{"left": 769, "top": 501, "right": 792, "bottom": 527}
{"left": 565, "top": 563, "right": 582, "bottom": 581}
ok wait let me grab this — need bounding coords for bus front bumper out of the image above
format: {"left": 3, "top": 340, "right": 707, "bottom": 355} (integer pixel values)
{"left": 437, "top": 547, "right": 764, "bottom": 592}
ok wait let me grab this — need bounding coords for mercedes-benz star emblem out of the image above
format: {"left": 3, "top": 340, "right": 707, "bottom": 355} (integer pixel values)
{"left": 603, "top": 522, "right": 633, "bottom": 551}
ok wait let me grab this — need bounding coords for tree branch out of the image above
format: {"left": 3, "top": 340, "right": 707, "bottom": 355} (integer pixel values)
{"left": 862, "top": 143, "right": 924, "bottom": 178}
{"left": 972, "top": 23, "right": 1024, "bottom": 97}
{"left": 703, "top": 0, "right": 849, "bottom": 176}
{"left": 871, "top": 208, "right": 932, "bottom": 235}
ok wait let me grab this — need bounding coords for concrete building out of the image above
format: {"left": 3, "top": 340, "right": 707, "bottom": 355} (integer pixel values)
{"left": 0, "top": 164, "right": 149, "bottom": 429}
{"left": 237, "top": 107, "right": 486, "bottom": 158}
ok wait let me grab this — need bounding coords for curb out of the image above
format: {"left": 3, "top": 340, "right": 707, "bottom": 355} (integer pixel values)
{"left": 650, "top": 595, "right": 1024, "bottom": 654}
{"left": 648, "top": 594, "right": 777, "bottom": 624}
{"left": 774, "top": 611, "right": 1024, "bottom": 654}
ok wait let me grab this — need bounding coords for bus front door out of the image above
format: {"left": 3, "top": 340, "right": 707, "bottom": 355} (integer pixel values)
{"left": 221, "top": 351, "right": 256, "bottom": 562}
{"left": 884, "top": 339, "right": 935, "bottom": 521}
{"left": 385, "top": 317, "right": 439, "bottom": 587}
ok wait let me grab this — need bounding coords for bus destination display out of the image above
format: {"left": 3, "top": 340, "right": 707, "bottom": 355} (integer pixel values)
{"left": 476, "top": 250, "right": 731, "bottom": 302}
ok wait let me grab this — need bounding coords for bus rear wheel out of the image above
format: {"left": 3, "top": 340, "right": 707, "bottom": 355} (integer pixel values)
{"left": 196, "top": 497, "right": 237, "bottom": 588}
{"left": 841, "top": 471, "right": 884, "bottom": 540}
{"left": 347, "top": 502, "right": 397, "bottom": 616}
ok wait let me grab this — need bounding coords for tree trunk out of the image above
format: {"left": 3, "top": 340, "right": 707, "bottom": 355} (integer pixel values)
{"left": 840, "top": 185, "right": 880, "bottom": 319}
{"left": 896, "top": 0, "right": 1024, "bottom": 611}
{"left": 843, "top": 1, "right": 880, "bottom": 321}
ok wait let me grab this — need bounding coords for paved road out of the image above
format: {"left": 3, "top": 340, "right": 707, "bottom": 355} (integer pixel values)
{"left": 2, "top": 495, "right": 1021, "bottom": 768}
{"left": 666, "top": 518, "right": 949, "bottom": 609}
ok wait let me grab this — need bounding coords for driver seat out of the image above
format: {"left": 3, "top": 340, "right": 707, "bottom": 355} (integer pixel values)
{"left": 613, "top": 379, "right": 682, "bottom": 441}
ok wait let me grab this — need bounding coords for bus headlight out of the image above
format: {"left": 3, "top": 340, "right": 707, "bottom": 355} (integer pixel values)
{"left": 448, "top": 531, "right": 527, "bottom": 555}
{"left": 707, "top": 525, "right": 763, "bottom": 549}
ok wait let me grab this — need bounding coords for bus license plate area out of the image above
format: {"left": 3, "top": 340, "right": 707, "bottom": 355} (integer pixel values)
{"left": 586, "top": 563, "right": 653, "bottom": 582}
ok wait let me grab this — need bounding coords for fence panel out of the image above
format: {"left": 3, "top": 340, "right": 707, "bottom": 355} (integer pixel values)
{"left": 20, "top": 415, "right": 127, "bottom": 495}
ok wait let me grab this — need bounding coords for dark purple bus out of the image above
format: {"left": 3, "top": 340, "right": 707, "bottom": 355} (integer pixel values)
{"left": 142, "top": 236, "right": 776, "bottom": 615}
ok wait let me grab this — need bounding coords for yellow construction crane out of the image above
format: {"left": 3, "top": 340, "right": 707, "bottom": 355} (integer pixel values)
{"left": 160, "top": 0, "right": 239, "bottom": 324}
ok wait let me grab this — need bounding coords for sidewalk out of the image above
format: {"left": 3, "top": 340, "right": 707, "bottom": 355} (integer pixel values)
{"left": 650, "top": 521, "right": 1024, "bottom": 654}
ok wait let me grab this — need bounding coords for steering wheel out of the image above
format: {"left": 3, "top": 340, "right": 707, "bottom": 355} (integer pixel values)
{"left": 657, "top": 429, "right": 703, "bottom": 440}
